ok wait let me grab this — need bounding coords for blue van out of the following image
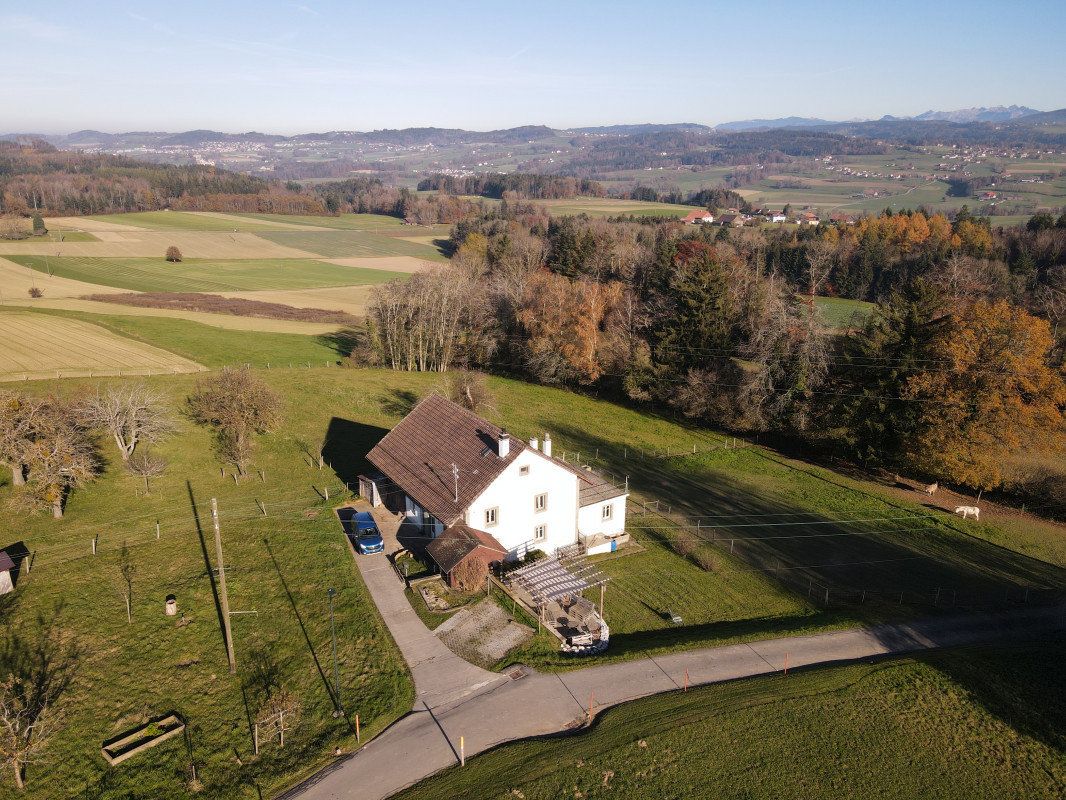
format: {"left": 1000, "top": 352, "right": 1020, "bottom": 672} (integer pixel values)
{"left": 352, "top": 511, "right": 384, "bottom": 555}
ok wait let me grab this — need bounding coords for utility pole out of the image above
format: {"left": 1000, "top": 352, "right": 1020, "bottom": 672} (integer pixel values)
{"left": 328, "top": 587, "right": 342, "bottom": 717}
{"left": 211, "top": 498, "right": 236, "bottom": 673}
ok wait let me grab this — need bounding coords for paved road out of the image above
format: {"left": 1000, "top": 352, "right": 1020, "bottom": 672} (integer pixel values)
{"left": 302, "top": 507, "right": 1065, "bottom": 800}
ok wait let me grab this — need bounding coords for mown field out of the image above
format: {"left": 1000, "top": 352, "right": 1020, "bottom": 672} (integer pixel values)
{"left": 0, "top": 310, "right": 204, "bottom": 381}
{"left": 396, "top": 641, "right": 1066, "bottom": 800}
{"left": 86, "top": 211, "right": 289, "bottom": 231}
{"left": 10, "top": 308, "right": 345, "bottom": 369}
{"left": 3, "top": 367, "right": 1064, "bottom": 797}
{"left": 9, "top": 255, "right": 407, "bottom": 293}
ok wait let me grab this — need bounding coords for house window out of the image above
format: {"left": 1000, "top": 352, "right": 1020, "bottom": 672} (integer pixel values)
{"left": 519, "top": 465, "right": 530, "bottom": 476}
{"left": 485, "top": 507, "right": 498, "bottom": 527}
{"left": 534, "top": 524, "right": 546, "bottom": 542}
{"left": 602, "top": 504, "right": 613, "bottom": 521}
{"left": 534, "top": 493, "right": 547, "bottom": 513}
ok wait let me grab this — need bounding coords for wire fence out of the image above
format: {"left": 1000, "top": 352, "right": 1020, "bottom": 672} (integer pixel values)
{"left": 628, "top": 498, "right": 1065, "bottom": 613}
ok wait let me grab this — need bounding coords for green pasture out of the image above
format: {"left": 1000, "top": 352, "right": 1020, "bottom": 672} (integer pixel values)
{"left": 9, "top": 255, "right": 406, "bottom": 293}
{"left": 396, "top": 642, "right": 1066, "bottom": 800}
{"left": 255, "top": 230, "right": 448, "bottom": 261}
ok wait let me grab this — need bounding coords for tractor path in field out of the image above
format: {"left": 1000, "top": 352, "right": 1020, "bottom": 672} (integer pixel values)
{"left": 283, "top": 512, "right": 1066, "bottom": 800}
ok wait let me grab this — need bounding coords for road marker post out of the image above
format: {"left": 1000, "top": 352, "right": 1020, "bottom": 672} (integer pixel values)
{"left": 460, "top": 735, "right": 465, "bottom": 766}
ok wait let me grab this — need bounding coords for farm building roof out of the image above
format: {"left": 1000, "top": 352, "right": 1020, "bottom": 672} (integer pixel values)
{"left": 426, "top": 523, "right": 507, "bottom": 574}
{"left": 366, "top": 393, "right": 526, "bottom": 525}
{"left": 0, "top": 551, "right": 14, "bottom": 572}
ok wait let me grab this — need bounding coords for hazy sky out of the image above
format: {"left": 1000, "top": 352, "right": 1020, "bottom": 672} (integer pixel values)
{"left": 5, "top": 0, "right": 1065, "bottom": 134}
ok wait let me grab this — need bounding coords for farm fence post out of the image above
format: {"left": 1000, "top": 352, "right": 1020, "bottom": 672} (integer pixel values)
{"left": 156, "top": 521, "right": 160, "bottom": 541}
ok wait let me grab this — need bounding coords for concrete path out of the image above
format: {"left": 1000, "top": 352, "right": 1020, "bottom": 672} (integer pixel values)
{"left": 288, "top": 520, "right": 1066, "bottom": 800}
{"left": 347, "top": 505, "right": 509, "bottom": 711}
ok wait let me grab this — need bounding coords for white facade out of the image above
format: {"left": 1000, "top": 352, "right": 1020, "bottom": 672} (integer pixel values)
{"left": 464, "top": 447, "right": 579, "bottom": 558}
{"left": 577, "top": 497, "right": 626, "bottom": 540}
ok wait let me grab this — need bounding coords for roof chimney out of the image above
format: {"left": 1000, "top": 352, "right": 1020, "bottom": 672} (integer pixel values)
{"left": 541, "top": 432, "right": 552, "bottom": 457}
{"left": 529, "top": 435, "right": 539, "bottom": 451}
{"left": 497, "top": 429, "right": 510, "bottom": 458}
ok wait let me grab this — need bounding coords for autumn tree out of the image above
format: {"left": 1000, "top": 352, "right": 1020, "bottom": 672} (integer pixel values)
{"left": 902, "top": 300, "right": 1066, "bottom": 488}
{"left": 165, "top": 246, "right": 182, "bottom": 263}
{"left": 188, "top": 367, "right": 280, "bottom": 476}
{"left": 0, "top": 393, "right": 50, "bottom": 487}
{"left": 16, "top": 417, "right": 100, "bottom": 519}
{"left": 517, "top": 272, "right": 626, "bottom": 385}
{"left": 81, "top": 383, "right": 173, "bottom": 461}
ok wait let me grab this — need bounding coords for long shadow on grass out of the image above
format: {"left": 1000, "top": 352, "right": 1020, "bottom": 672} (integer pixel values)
{"left": 187, "top": 481, "right": 232, "bottom": 663}
{"left": 261, "top": 537, "right": 355, "bottom": 734}
{"left": 552, "top": 424, "right": 1066, "bottom": 607}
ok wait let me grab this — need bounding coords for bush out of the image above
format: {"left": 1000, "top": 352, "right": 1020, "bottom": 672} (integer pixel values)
{"left": 165, "top": 246, "right": 183, "bottom": 263}
{"left": 28, "top": 287, "right": 43, "bottom": 298}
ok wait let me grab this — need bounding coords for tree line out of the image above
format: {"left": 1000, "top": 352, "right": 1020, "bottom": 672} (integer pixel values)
{"left": 355, "top": 204, "right": 1066, "bottom": 502}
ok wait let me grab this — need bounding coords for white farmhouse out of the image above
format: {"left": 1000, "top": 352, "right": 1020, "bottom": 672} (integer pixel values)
{"left": 360, "top": 394, "right": 628, "bottom": 569}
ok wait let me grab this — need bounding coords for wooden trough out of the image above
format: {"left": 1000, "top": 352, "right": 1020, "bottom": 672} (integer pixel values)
{"left": 101, "top": 713, "right": 186, "bottom": 766}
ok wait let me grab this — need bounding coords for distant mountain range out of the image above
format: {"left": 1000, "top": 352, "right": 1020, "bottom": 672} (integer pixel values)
{"left": 910, "top": 105, "right": 1040, "bottom": 123}
{"left": 715, "top": 106, "right": 1045, "bottom": 131}
{"left": 2, "top": 107, "right": 1055, "bottom": 149}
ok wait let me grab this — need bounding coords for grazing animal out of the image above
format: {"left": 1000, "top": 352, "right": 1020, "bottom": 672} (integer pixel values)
{"left": 925, "top": 482, "right": 938, "bottom": 495}
{"left": 954, "top": 505, "right": 980, "bottom": 521}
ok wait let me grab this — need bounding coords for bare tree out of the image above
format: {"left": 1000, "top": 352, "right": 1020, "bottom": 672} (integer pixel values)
{"left": 188, "top": 367, "right": 280, "bottom": 477}
{"left": 802, "top": 240, "right": 835, "bottom": 298}
{"left": 82, "top": 383, "right": 173, "bottom": 461}
{"left": 165, "top": 246, "right": 182, "bottom": 263}
{"left": 0, "top": 677, "right": 63, "bottom": 790}
{"left": 127, "top": 449, "right": 166, "bottom": 494}
{"left": 448, "top": 370, "right": 495, "bottom": 413}
{"left": 0, "top": 621, "right": 79, "bottom": 790}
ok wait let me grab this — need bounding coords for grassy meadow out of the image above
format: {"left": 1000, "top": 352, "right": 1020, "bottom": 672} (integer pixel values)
{"left": 396, "top": 641, "right": 1066, "bottom": 800}
{"left": 255, "top": 230, "right": 447, "bottom": 260}
{"left": 2, "top": 367, "right": 1064, "bottom": 796}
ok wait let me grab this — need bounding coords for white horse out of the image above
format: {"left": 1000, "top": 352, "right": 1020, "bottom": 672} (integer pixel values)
{"left": 954, "top": 505, "right": 980, "bottom": 521}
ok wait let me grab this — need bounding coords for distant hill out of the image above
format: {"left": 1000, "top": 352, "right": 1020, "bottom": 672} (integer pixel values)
{"left": 715, "top": 117, "right": 837, "bottom": 131}
{"left": 913, "top": 105, "right": 1041, "bottom": 123}
{"left": 569, "top": 123, "right": 712, "bottom": 136}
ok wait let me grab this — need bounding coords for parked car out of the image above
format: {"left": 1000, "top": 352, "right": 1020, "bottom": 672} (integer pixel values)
{"left": 351, "top": 511, "right": 384, "bottom": 554}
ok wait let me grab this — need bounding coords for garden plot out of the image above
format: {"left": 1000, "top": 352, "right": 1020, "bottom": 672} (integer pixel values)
{"left": 0, "top": 311, "right": 203, "bottom": 380}
{"left": 435, "top": 598, "right": 534, "bottom": 667}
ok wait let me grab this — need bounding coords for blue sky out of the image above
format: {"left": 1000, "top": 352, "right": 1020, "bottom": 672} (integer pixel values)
{"left": 4, "top": 0, "right": 1065, "bottom": 133}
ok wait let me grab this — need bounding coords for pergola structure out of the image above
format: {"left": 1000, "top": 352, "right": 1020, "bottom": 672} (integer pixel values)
{"left": 508, "top": 547, "right": 610, "bottom": 648}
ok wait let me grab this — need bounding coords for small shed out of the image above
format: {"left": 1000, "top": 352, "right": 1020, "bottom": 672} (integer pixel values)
{"left": 0, "top": 551, "right": 15, "bottom": 595}
{"left": 426, "top": 523, "right": 507, "bottom": 589}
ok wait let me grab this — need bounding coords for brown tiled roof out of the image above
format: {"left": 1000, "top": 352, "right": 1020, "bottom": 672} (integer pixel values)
{"left": 426, "top": 523, "right": 507, "bottom": 573}
{"left": 366, "top": 394, "right": 525, "bottom": 525}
